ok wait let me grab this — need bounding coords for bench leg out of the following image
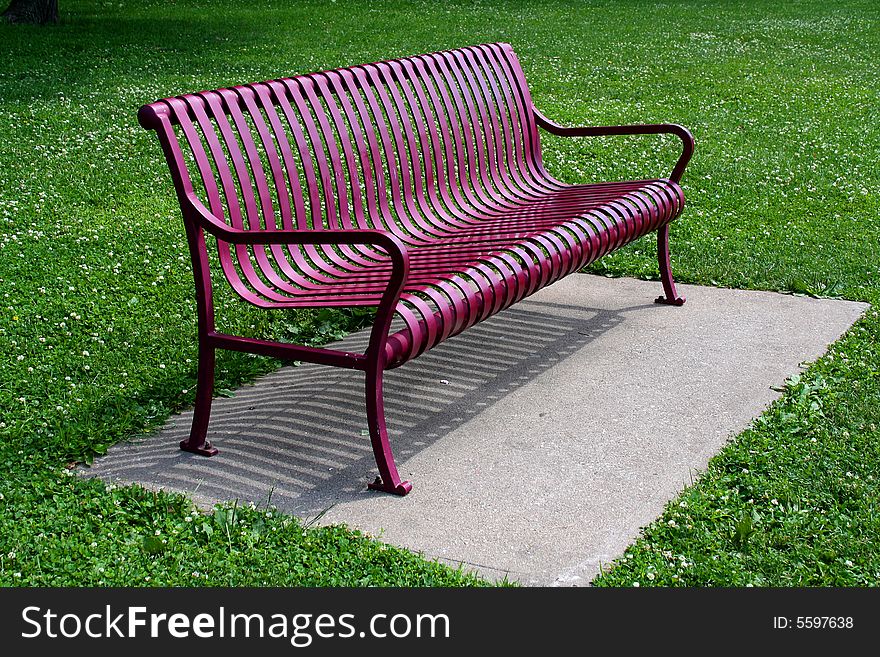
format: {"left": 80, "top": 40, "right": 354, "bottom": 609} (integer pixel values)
{"left": 365, "top": 366, "right": 412, "bottom": 496}
{"left": 180, "top": 341, "right": 219, "bottom": 456}
{"left": 654, "top": 225, "right": 686, "bottom": 306}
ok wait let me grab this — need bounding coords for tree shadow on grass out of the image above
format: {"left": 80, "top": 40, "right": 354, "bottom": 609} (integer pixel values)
{"left": 1, "top": 9, "right": 319, "bottom": 103}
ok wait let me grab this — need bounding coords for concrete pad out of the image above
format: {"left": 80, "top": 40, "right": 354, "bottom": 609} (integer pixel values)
{"left": 84, "top": 275, "right": 868, "bottom": 585}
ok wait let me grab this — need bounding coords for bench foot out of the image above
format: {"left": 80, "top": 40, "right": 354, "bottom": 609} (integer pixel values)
{"left": 655, "top": 295, "right": 686, "bottom": 306}
{"left": 368, "top": 477, "right": 413, "bottom": 496}
{"left": 180, "top": 439, "right": 219, "bottom": 457}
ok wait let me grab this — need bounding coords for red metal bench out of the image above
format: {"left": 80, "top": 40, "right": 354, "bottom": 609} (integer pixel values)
{"left": 138, "top": 42, "right": 693, "bottom": 496}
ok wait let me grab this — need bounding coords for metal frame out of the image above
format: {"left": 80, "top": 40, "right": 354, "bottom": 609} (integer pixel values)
{"left": 532, "top": 107, "right": 694, "bottom": 304}
{"left": 138, "top": 43, "right": 693, "bottom": 496}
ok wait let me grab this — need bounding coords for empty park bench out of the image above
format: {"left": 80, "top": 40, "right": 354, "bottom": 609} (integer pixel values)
{"left": 138, "top": 42, "right": 693, "bottom": 496}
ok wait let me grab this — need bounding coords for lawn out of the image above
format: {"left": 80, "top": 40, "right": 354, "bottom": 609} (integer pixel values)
{"left": 0, "top": 0, "right": 878, "bottom": 586}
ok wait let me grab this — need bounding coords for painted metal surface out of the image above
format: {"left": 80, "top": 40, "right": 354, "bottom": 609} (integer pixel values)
{"left": 139, "top": 43, "right": 693, "bottom": 495}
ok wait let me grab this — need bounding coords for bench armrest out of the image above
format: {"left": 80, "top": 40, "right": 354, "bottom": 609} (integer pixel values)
{"left": 183, "top": 193, "right": 409, "bottom": 345}
{"left": 532, "top": 106, "right": 694, "bottom": 183}
{"left": 184, "top": 193, "right": 409, "bottom": 260}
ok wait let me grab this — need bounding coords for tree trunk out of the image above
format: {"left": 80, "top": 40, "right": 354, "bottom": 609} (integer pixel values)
{"left": 2, "top": 0, "right": 58, "bottom": 24}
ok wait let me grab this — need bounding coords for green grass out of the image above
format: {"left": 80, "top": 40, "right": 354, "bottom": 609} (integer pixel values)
{"left": 1, "top": 0, "right": 878, "bottom": 586}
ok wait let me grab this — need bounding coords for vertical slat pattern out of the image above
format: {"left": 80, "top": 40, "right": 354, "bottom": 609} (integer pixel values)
{"left": 147, "top": 42, "right": 686, "bottom": 363}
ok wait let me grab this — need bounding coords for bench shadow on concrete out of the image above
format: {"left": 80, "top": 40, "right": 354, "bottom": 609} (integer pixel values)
{"left": 86, "top": 300, "right": 645, "bottom": 518}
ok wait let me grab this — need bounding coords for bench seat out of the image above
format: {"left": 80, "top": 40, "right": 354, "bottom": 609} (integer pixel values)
{"left": 384, "top": 179, "right": 682, "bottom": 366}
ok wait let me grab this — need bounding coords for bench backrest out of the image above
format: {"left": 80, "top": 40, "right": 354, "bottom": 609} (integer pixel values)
{"left": 139, "top": 43, "right": 548, "bottom": 239}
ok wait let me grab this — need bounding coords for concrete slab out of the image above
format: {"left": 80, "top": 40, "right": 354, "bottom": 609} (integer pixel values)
{"left": 83, "top": 275, "right": 868, "bottom": 585}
